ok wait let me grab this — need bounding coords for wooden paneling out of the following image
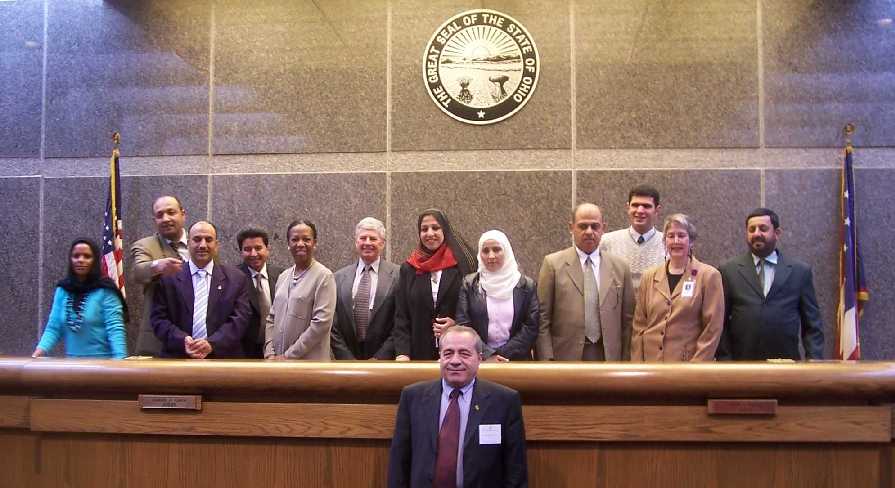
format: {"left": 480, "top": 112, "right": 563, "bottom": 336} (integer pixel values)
{"left": 0, "top": 395, "right": 29, "bottom": 427}
{"left": 524, "top": 405, "right": 892, "bottom": 442}
{"left": 30, "top": 400, "right": 399, "bottom": 438}
{"left": 30, "top": 399, "right": 892, "bottom": 443}
{"left": 0, "top": 431, "right": 891, "bottom": 487}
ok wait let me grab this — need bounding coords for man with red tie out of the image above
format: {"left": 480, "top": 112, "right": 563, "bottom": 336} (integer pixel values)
{"left": 388, "top": 326, "right": 528, "bottom": 488}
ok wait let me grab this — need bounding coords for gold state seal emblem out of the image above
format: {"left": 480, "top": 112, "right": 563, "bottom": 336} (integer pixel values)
{"left": 423, "top": 10, "right": 540, "bottom": 125}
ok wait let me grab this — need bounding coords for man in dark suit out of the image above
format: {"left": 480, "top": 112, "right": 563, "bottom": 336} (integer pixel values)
{"left": 130, "top": 195, "right": 190, "bottom": 356}
{"left": 151, "top": 221, "right": 251, "bottom": 359}
{"left": 331, "top": 217, "right": 400, "bottom": 360}
{"left": 236, "top": 227, "right": 284, "bottom": 359}
{"left": 716, "top": 208, "right": 824, "bottom": 360}
{"left": 388, "top": 326, "right": 527, "bottom": 488}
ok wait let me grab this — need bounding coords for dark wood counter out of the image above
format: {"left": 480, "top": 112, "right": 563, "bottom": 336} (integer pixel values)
{"left": 1, "top": 358, "right": 893, "bottom": 487}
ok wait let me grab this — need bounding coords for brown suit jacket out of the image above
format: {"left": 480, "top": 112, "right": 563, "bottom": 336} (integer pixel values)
{"left": 631, "top": 257, "right": 724, "bottom": 362}
{"left": 536, "top": 247, "right": 635, "bottom": 361}
{"left": 130, "top": 234, "right": 182, "bottom": 356}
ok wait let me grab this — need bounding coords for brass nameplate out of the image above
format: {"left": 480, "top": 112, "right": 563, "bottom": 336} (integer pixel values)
{"left": 707, "top": 399, "right": 777, "bottom": 415}
{"left": 138, "top": 394, "right": 202, "bottom": 411}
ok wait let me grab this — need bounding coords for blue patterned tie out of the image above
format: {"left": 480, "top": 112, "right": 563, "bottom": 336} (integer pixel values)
{"left": 192, "top": 269, "right": 208, "bottom": 339}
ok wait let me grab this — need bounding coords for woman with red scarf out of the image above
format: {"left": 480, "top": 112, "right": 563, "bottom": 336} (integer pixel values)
{"left": 393, "top": 209, "right": 477, "bottom": 360}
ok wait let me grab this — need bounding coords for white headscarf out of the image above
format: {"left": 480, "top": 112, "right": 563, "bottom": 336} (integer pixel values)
{"left": 477, "top": 230, "right": 521, "bottom": 300}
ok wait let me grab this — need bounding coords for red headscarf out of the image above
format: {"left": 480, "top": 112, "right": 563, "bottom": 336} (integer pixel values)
{"left": 406, "top": 244, "right": 457, "bottom": 275}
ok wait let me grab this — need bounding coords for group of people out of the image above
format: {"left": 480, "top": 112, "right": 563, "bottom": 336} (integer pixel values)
{"left": 34, "top": 185, "right": 825, "bottom": 365}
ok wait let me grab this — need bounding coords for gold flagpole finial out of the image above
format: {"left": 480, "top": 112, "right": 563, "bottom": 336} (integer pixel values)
{"left": 111, "top": 131, "right": 121, "bottom": 157}
{"left": 843, "top": 123, "right": 855, "bottom": 153}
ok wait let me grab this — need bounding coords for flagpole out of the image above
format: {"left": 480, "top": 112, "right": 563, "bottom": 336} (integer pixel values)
{"left": 110, "top": 132, "right": 120, "bottom": 228}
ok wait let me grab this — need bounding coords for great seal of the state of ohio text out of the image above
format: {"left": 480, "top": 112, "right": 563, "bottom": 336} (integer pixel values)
{"left": 423, "top": 9, "right": 540, "bottom": 125}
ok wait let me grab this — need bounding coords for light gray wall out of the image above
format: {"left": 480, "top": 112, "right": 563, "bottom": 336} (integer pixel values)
{"left": 1, "top": 0, "right": 892, "bottom": 358}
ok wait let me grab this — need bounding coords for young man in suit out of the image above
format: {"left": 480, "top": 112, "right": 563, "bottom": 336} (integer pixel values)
{"left": 150, "top": 221, "right": 251, "bottom": 359}
{"left": 130, "top": 195, "right": 190, "bottom": 356}
{"left": 331, "top": 217, "right": 400, "bottom": 360}
{"left": 716, "top": 208, "right": 825, "bottom": 360}
{"left": 388, "top": 326, "right": 527, "bottom": 488}
{"left": 536, "top": 203, "right": 635, "bottom": 361}
{"left": 236, "top": 228, "right": 284, "bottom": 359}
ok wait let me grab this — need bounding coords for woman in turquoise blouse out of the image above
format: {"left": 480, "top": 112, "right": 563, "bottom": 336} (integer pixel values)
{"left": 33, "top": 239, "right": 128, "bottom": 359}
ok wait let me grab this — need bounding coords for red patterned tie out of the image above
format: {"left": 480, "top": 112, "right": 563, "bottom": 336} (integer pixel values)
{"left": 434, "top": 388, "right": 461, "bottom": 488}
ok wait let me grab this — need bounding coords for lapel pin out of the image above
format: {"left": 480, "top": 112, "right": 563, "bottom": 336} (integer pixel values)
{"left": 217, "top": 285, "right": 222, "bottom": 290}
{"left": 474, "top": 404, "right": 479, "bottom": 411}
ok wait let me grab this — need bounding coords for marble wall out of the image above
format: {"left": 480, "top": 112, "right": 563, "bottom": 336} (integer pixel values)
{"left": 1, "top": 0, "right": 893, "bottom": 359}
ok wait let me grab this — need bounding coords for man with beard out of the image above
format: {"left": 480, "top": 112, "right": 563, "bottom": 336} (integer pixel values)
{"left": 716, "top": 208, "right": 824, "bottom": 360}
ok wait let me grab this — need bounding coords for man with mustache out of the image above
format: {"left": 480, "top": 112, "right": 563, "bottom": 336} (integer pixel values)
{"left": 130, "top": 195, "right": 190, "bottom": 356}
{"left": 716, "top": 208, "right": 824, "bottom": 360}
{"left": 388, "top": 326, "right": 527, "bottom": 488}
{"left": 236, "top": 227, "right": 284, "bottom": 359}
{"left": 535, "top": 203, "right": 635, "bottom": 361}
{"left": 331, "top": 217, "right": 400, "bottom": 360}
{"left": 151, "top": 221, "right": 251, "bottom": 358}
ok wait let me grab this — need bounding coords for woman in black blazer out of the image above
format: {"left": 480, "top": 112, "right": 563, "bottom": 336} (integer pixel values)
{"left": 393, "top": 209, "right": 477, "bottom": 360}
{"left": 456, "top": 230, "right": 539, "bottom": 361}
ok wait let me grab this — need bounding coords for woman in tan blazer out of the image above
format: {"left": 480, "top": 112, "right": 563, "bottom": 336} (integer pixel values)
{"left": 265, "top": 220, "right": 336, "bottom": 360}
{"left": 631, "top": 214, "right": 724, "bottom": 362}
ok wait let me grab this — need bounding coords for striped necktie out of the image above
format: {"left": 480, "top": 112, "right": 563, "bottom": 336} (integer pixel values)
{"left": 353, "top": 265, "right": 372, "bottom": 342}
{"left": 192, "top": 269, "right": 208, "bottom": 339}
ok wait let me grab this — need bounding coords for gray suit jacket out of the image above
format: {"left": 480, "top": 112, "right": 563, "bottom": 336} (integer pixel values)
{"left": 265, "top": 260, "right": 336, "bottom": 360}
{"left": 330, "top": 259, "right": 400, "bottom": 360}
{"left": 130, "top": 234, "right": 181, "bottom": 356}
{"left": 716, "top": 251, "right": 825, "bottom": 360}
{"left": 535, "top": 247, "right": 635, "bottom": 361}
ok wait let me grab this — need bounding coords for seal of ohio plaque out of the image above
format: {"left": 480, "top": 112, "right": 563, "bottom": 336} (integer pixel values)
{"left": 423, "top": 9, "right": 540, "bottom": 125}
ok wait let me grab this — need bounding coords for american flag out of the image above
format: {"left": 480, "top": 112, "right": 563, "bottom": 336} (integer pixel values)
{"left": 101, "top": 144, "right": 126, "bottom": 297}
{"left": 837, "top": 145, "right": 868, "bottom": 360}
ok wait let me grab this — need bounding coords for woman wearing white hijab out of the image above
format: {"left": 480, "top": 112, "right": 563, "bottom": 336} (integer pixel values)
{"left": 455, "top": 230, "right": 540, "bottom": 361}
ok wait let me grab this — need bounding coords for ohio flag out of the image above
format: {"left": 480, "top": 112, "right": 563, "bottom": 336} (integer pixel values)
{"left": 837, "top": 146, "right": 868, "bottom": 360}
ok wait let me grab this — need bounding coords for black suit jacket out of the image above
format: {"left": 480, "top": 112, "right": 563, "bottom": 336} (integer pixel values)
{"left": 150, "top": 263, "right": 251, "bottom": 358}
{"left": 387, "top": 378, "right": 528, "bottom": 488}
{"left": 238, "top": 263, "right": 284, "bottom": 359}
{"left": 393, "top": 263, "right": 463, "bottom": 360}
{"left": 331, "top": 259, "right": 400, "bottom": 360}
{"left": 455, "top": 273, "right": 539, "bottom": 360}
{"left": 716, "top": 251, "right": 825, "bottom": 360}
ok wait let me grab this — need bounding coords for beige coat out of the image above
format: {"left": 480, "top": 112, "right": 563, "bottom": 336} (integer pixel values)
{"left": 265, "top": 260, "right": 336, "bottom": 360}
{"left": 631, "top": 257, "right": 724, "bottom": 362}
{"left": 536, "top": 247, "right": 635, "bottom": 361}
{"left": 130, "top": 234, "right": 181, "bottom": 356}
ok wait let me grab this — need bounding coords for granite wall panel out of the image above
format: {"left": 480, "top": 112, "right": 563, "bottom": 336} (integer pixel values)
{"left": 854, "top": 168, "right": 895, "bottom": 359}
{"left": 575, "top": 1, "right": 759, "bottom": 148}
{"left": 211, "top": 173, "right": 387, "bottom": 274}
{"left": 0, "top": 0, "right": 43, "bottom": 157}
{"left": 390, "top": 0, "right": 572, "bottom": 151}
{"left": 213, "top": 0, "right": 387, "bottom": 155}
{"left": 763, "top": 0, "right": 895, "bottom": 147}
{"left": 45, "top": 1, "right": 210, "bottom": 157}
{"left": 576, "top": 169, "right": 762, "bottom": 268}
{"left": 389, "top": 171, "right": 572, "bottom": 277}
{"left": 0, "top": 177, "right": 41, "bottom": 355}
{"left": 765, "top": 169, "right": 840, "bottom": 359}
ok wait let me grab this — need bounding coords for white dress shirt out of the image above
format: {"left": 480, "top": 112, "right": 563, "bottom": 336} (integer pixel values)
{"left": 575, "top": 247, "right": 601, "bottom": 295}
{"left": 752, "top": 250, "right": 778, "bottom": 296}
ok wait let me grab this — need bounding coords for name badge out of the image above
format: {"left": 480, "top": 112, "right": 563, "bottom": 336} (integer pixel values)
{"left": 681, "top": 281, "right": 695, "bottom": 298}
{"left": 479, "top": 424, "right": 501, "bottom": 445}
